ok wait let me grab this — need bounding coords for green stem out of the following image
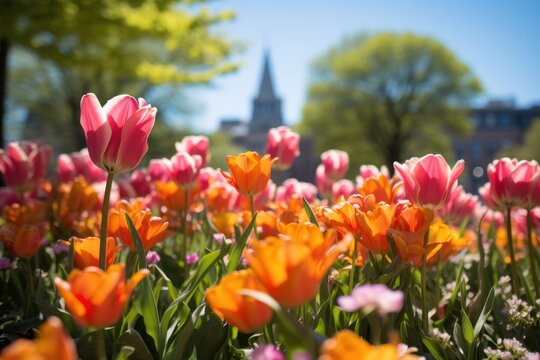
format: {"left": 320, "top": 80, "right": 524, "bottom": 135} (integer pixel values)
{"left": 421, "top": 226, "right": 430, "bottom": 334}
{"left": 349, "top": 237, "right": 358, "bottom": 291}
{"left": 99, "top": 172, "right": 114, "bottom": 270}
{"left": 183, "top": 189, "right": 189, "bottom": 279}
{"left": 505, "top": 207, "right": 520, "bottom": 295}
{"left": 97, "top": 328, "right": 107, "bottom": 360}
{"left": 526, "top": 209, "right": 540, "bottom": 302}
{"left": 249, "top": 195, "right": 258, "bottom": 239}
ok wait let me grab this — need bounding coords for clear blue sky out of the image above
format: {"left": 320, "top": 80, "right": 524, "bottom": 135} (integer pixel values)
{"left": 187, "top": 0, "right": 540, "bottom": 133}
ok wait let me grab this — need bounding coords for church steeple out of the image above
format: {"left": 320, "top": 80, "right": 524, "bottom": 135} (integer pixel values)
{"left": 249, "top": 50, "right": 283, "bottom": 134}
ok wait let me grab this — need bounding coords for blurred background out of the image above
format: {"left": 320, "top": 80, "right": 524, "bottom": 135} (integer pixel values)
{"left": 2, "top": 0, "right": 539, "bottom": 191}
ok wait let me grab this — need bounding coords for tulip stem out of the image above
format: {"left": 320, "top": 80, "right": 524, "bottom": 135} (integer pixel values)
{"left": 99, "top": 172, "right": 114, "bottom": 270}
{"left": 421, "top": 226, "right": 430, "bottom": 334}
{"left": 526, "top": 209, "right": 540, "bottom": 303}
{"left": 183, "top": 189, "right": 189, "bottom": 279}
{"left": 505, "top": 207, "right": 520, "bottom": 296}
{"left": 249, "top": 195, "right": 258, "bottom": 239}
{"left": 97, "top": 328, "right": 106, "bottom": 360}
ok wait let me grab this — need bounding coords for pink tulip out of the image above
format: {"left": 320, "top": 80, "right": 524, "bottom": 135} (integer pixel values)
{"left": 486, "top": 158, "right": 539, "bottom": 209}
{"left": 332, "top": 179, "right": 356, "bottom": 201}
{"left": 69, "top": 149, "right": 108, "bottom": 183}
{"left": 0, "top": 141, "right": 51, "bottom": 190}
{"left": 393, "top": 154, "right": 464, "bottom": 210}
{"left": 175, "top": 135, "right": 210, "bottom": 167}
{"left": 148, "top": 158, "right": 171, "bottom": 183}
{"left": 265, "top": 126, "right": 300, "bottom": 171}
{"left": 321, "top": 149, "right": 349, "bottom": 180}
{"left": 438, "top": 185, "right": 479, "bottom": 226}
{"left": 275, "top": 178, "right": 318, "bottom": 203}
{"left": 168, "top": 152, "right": 203, "bottom": 189}
{"left": 528, "top": 170, "right": 540, "bottom": 208}
{"left": 479, "top": 183, "right": 504, "bottom": 211}
{"left": 80, "top": 93, "right": 157, "bottom": 174}
{"left": 356, "top": 164, "right": 389, "bottom": 187}
{"left": 316, "top": 164, "right": 334, "bottom": 200}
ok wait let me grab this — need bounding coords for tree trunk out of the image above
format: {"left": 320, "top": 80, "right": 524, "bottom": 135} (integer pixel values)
{"left": 0, "top": 38, "right": 10, "bottom": 148}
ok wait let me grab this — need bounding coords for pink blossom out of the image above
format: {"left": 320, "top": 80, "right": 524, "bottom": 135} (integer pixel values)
{"left": 438, "top": 185, "right": 479, "bottom": 226}
{"left": 80, "top": 93, "right": 157, "bottom": 174}
{"left": 275, "top": 178, "right": 318, "bottom": 203}
{"left": 176, "top": 135, "right": 210, "bottom": 167}
{"left": 265, "top": 126, "right": 300, "bottom": 171}
{"left": 0, "top": 257, "right": 11, "bottom": 270}
{"left": 337, "top": 284, "right": 404, "bottom": 316}
{"left": 321, "top": 149, "right": 349, "bottom": 180}
{"left": 148, "top": 158, "right": 171, "bottom": 183}
{"left": 251, "top": 344, "right": 285, "bottom": 360}
{"left": 393, "top": 154, "right": 464, "bottom": 210}
{"left": 486, "top": 158, "right": 539, "bottom": 209}
{"left": 185, "top": 252, "right": 199, "bottom": 265}
{"left": 316, "top": 164, "right": 334, "bottom": 200}
{"left": 146, "top": 251, "right": 161, "bottom": 265}
{"left": 356, "top": 164, "right": 389, "bottom": 187}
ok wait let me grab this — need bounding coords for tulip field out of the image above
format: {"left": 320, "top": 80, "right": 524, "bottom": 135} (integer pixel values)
{"left": 1, "top": 93, "right": 540, "bottom": 359}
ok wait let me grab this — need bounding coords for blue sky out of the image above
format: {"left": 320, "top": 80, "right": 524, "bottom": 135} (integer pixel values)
{"left": 187, "top": 0, "right": 540, "bottom": 133}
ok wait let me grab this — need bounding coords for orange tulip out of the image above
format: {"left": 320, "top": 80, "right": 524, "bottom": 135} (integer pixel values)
{"left": 388, "top": 203, "right": 435, "bottom": 267}
{"left": 427, "top": 220, "right": 470, "bottom": 266}
{"left": 357, "top": 203, "right": 396, "bottom": 253}
{"left": 155, "top": 180, "right": 198, "bottom": 212}
{"left": 319, "top": 330, "right": 420, "bottom": 360}
{"left": 61, "top": 236, "right": 120, "bottom": 269}
{"left": 0, "top": 224, "right": 42, "bottom": 258}
{"left": 108, "top": 204, "right": 170, "bottom": 252}
{"left": 55, "top": 264, "right": 149, "bottom": 328}
{"left": 220, "top": 151, "right": 275, "bottom": 196}
{"left": 208, "top": 211, "right": 240, "bottom": 238}
{"left": 205, "top": 269, "right": 273, "bottom": 333}
{"left": 359, "top": 175, "right": 402, "bottom": 205}
{"left": 245, "top": 222, "right": 348, "bottom": 308}
{"left": 0, "top": 317, "right": 77, "bottom": 360}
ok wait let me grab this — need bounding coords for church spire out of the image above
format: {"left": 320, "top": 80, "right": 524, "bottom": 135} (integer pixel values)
{"left": 249, "top": 50, "right": 283, "bottom": 134}
{"left": 257, "top": 51, "right": 276, "bottom": 100}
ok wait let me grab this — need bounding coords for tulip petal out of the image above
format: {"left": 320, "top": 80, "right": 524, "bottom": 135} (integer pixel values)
{"left": 80, "top": 94, "right": 112, "bottom": 169}
{"left": 102, "top": 95, "right": 139, "bottom": 127}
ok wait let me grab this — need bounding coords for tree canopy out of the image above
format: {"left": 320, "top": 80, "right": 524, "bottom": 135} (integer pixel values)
{"left": 497, "top": 118, "right": 540, "bottom": 161}
{"left": 299, "top": 32, "right": 482, "bottom": 172}
{"left": 1, "top": 0, "right": 239, "bottom": 148}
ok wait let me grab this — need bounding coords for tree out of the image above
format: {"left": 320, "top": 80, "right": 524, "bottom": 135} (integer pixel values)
{"left": 299, "top": 32, "right": 482, "bottom": 172}
{"left": 1, "top": 0, "right": 238, "bottom": 147}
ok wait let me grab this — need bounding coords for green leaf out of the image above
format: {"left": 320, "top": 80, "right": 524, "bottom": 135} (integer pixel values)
{"left": 125, "top": 212, "right": 160, "bottom": 353}
{"left": 227, "top": 213, "right": 257, "bottom": 273}
{"left": 113, "top": 328, "right": 153, "bottom": 360}
{"left": 461, "top": 310, "right": 474, "bottom": 347}
{"left": 303, "top": 196, "right": 320, "bottom": 227}
{"left": 421, "top": 336, "right": 446, "bottom": 360}
{"left": 164, "top": 303, "right": 206, "bottom": 360}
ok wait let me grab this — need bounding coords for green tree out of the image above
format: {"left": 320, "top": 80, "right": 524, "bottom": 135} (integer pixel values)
{"left": 497, "top": 118, "right": 540, "bottom": 160}
{"left": 1, "top": 0, "right": 238, "bottom": 147}
{"left": 299, "top": 32, "right": 482, "bottom": 172}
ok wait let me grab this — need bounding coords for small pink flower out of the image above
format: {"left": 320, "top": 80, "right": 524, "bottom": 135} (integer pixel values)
{"left": 168, "top": 152, "right": 203, "bottom": 189}
{"left": 332, "top": 179, "right": 356, "bottom": 201}
{"left": 68, "top": 149, "right": 108, "bottom": 183}
{"left": 438, "top": 185, "right": 479, "bottom": 226}
{"left": 0, "top": 257, "right": 11, "bottom": 270}
{"left": 251, "top": 344, "right": 285, "bottom": 360}
{"left": 146, "top": 251, "right": 161, "bottom": 265}
{"left": 356, "top": 164, "right": 389, "bottom": 187}
{"left": 148, "top": 158, "right": 171, "bottom": 183}
{"left": 487, "top": 158, "right": 539, "bottom": 209}
{"left": 393, "top": 154, "right": 465, "bottom": 210}
{"left": 337, "top": 284, "right": 404, "bottom": 316}
{"left": 185, "top": 252, "right": 199, "bottom": 265}
{"left": 321, "top": 150, "right": 349, "bottom": 180}
{"left": 265, "top": 126, "right": 300, "bottom": 171}
{"left": 80, "top": 93, "right": 157, "bottom": 174}
{"left": 176, "top": 135, "right": 210, "bottom": 167}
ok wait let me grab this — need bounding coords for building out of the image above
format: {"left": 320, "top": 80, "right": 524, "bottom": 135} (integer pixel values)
{"left": 218, "top": 51, "right": 319, "bottom": 182}
{"left": 454, "top": 99, "right": 540, "bottom": 192}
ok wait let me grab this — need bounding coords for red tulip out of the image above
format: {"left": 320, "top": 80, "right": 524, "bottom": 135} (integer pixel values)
{"left": 80, "top": 93, "right": 157, "bottom": 174}
{"left": 393, "top": 154, "right": 464, "bottom": 210}
{"left": 265, "top": 126, "right": 300, "bottom": 171}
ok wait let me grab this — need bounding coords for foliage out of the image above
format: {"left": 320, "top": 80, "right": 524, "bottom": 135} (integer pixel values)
{"left": 299, "top": 32, "right": 482, "bottom": 172}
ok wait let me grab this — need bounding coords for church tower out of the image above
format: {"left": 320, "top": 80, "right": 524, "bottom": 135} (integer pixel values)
{"left": 249, "top": 51, "right": 284, "bottom": 134}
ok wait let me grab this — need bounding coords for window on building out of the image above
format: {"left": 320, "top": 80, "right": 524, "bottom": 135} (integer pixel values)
{"left": 500, "top": 113, "right": 512, "bottom": 128}
{"left": 485, "top": 113, "right": 497, "bottom": 128}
